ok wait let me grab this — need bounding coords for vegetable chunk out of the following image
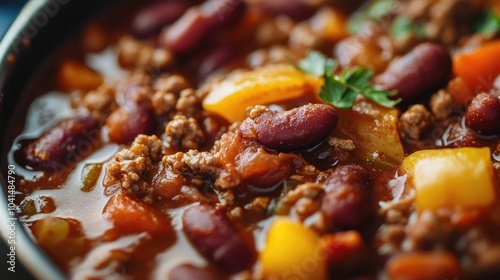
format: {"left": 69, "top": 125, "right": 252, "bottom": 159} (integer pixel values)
{"left": 202, "top": 64, "right": 322, "bottom": 123}
{"left": 401, "top": 147, "right": 496, "bottom": 211}
{"left": 259, "top": 218, "right": 326, "bottom": 280}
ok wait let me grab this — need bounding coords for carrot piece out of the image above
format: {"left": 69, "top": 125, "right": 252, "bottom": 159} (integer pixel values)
{"left": 58, "top": 59, "right": 103, "bottom": 92}
{"left": 453, "top": 40, "right": 500, "bottom": 93}
{"left": 320, "top": 231, "right": 364, "bottom": 265}
{"left": 446, "top": 76, "right": 475, "bottom": 105}
{"left": 386, "top": 252, "right": 460, "bottom": 280}
{"left": 103, "top": 192, "right": 171, "bottom": 234}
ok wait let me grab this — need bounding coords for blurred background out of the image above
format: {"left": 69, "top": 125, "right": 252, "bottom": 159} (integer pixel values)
{"left": 1, "top": 2, "right": 36, "bottom": 280}
{"left": 0, "top": 0, "right": 28, "bottom": 38}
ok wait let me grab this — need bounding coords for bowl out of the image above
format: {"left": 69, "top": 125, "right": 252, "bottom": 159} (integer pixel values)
{"left": 0, "top": 1, "right": 114, "bottom": 278}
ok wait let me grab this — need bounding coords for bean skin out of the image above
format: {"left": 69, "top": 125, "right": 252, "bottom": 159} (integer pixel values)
{"left": 375, "top": 43, "right": 452, "bottom": 101}
{"left": 253, "top": 0, "right": 316, "bottom": 20}
{"left": 163, "top": 0, "right": 246, "bottom": 55}
{"left": 107, "top": 104, "right": 154, "bottom": 144}
{"left": 465, "top": 93, "right": 500, "bottom": 135}
{"left": 22, "top": 116, "right": 101, "bottom": 171}
{"left": 200, "top": 0, "right": 246, "bottom": 27}
{"left": 198, "top": 45, "right": 236, "bottom": 79}
{"left": 444, "top": 122, "right": 485, "bottom": 148}
{"left": 182, "top": 204, "right": 256, "bottom": 274}
{"left": 131, "top": 1, "right": 189, "bottom": 39}
{"left": 239, "top": 104, "right": 338, "bottom": 151}
{"left": 169, "top": 264, "right": 226, "bottom": 280}
{"left": 321, "top": 165, "right": 372, "bottom": 230}
{"left": 162, "top": 8, "right": 213, "bottom": 55}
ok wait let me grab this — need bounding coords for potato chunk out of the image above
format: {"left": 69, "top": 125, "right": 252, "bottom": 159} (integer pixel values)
{"left": 401, "top": 147, "right": 496, "bottom": 211}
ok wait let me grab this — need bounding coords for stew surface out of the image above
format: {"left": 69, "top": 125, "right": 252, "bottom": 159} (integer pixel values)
{"left": 4, "top": 0, "right": 500, "bottom": 279}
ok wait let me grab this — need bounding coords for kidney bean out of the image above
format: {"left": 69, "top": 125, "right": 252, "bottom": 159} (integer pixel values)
{"left": 132, "top": 1, "right": 189, "bottom": 39}
{"left": 254, "top": 0, "right": 316, "bottom": 20}
{"left": 182, "top": 204, "right": 255, "bottom": 274}
{"left": 169, "top": 264, "right": 226, "bottom": 280}
{"left": 321, "top": 165, "right": 372, "bottom": 230}
{"left": 162, "top": 0, "right": 246, "bottom": 55}
{"left": 162, "top": 8, "right": 213, "bottom": 55}
{"left": 22, "top": 116, "right": 101, "bottom": 171}
{"left": 375, "top": 43, "right": 452, "bottom": 101}
{"left": 198, "top": 45, "right": 236, "bottom": 79}
{"left": 465, "top": 93, "right": 500, "bottom": 135}
{"left": 107, "top": 104, "right": 154, "bottom": 144}
{"left": 444, "top": 122, "right": 485, "bottom": 148}
{"left": 239, "top": 104, "right": 338, "bottom": 151}
{"left": 200, "top": 0, "right": 246, "bottom": 27}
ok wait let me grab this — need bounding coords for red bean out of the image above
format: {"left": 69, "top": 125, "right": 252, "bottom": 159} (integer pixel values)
{"left": 253, "top": 0, "right": 316, "bottom": 20}
{"left": 182, "top": 204, "right": 256, "bottom": 274}
{"left": 322, "top": 165, "right": 372, "bottom": 230}
{"left": 22, "top": 116, "right": 101, "bottom": 171}
{"left": 169, "top": 264, "right": 226, "bottom": 280}
{"left": 107, "top": 104, "right": 154, "bottom": 144}
{"left": 200, "top": 0, "right": 246, "bottom": 27}
{"left": 465, "top": 93, "right": 500, "bottom": 135}
{"left": 375, "top": 43, "right": 452, "bottom": 101}
{"left": 198, "top": 45, "right": 236, "bottom": 79}
{"left": 444, "top": 122, "right": 485, "bottom": 148}
{"left": 239, "top": 104, "right": 338, "bottom": 151}
{"left": 162, "top": 8, "right": 213, "bottom": 55}
{"left": 131, "top": 1, "right": 189, "bottom": 39}
{"left": 162, "top": 0, "right": 246, "bottom": 55}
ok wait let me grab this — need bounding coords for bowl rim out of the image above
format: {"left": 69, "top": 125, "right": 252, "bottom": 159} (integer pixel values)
{"left": 0, "top": 0, "right": 69, "bottom": 279}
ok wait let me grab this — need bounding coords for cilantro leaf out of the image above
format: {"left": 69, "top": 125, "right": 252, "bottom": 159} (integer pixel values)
{"left": 296, "top": 50, "right": 337, "bottom": 76}
{"left": 295, "top": 52, "right": 401, "bottom": 109}
{"left": 476, "top": 9, "right": 500, "bottom": 35}
{"left": 391, "top": 15, "right": 427, "bottom": 38}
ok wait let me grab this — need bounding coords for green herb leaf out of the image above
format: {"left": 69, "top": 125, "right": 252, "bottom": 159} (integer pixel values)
{"left": 391, "top": 15, "right": 427, "bottom": 38}
{"left": 296, "top": 51, "right": 400, "bottom": 109}
{"left": 347, "top": 0, "right": 397, "bottom": 35}
{"left": 476, "top": 9, "right": 500, "bottom": 35}
{"left": 296, "top": 50, "right": 337, "bottom": 76}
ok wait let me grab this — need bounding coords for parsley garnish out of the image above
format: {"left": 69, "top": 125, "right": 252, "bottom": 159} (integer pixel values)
{"left": 476, "top": 9, "right": 500, "bottom": 35}
{"left": 391, "top": 15, "right": 427, "bottom": 38}
{"left": 293, "top": 50, "right": 400, "bottom": 109}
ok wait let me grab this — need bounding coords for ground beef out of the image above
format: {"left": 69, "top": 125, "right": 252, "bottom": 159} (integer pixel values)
{"left": 154, "top": 74, "right": 190, "bottom": 95}
{"left": 164, "top": 115, "right": 205, "bottom": 150}
{"left": 289, "top": 22, "right": 324, "bottom": 51}
{"left": 246, "top": 45, "right": 296, "bottom": 68}
{"left": 106, "top": 135, "right": 163, "bottom": 202}
{"left": 244, "top": 196, "right": 271, "bottom": 215}
{"left": 399, "top": 104, "right": 433, "bottom": 140}
{"left": 429, "top": 89, "right": 459, "bottom": 120}
{"left": 118, "top": 36, "right": 174, "bottom": 70}
{"left": 83, "top": 84, "right": 115, "bottom": 115}
{"left": 175, "top": 88, "right": 201, "bottom": 117}
{"left": 162, "top": 149, "right": 219, "bottom": 176}
{"left": 406, "top": 210, "right": 451, "bottom": 251}
{"left": 152, "top": 90, "right": 176, "bottom": 116}
{"left": 427, "top": 0, "right": 475, "bottom": 45}
{"left": 404, "top": 0, "right": 476, "bottom": 46}
{"left": 460, "top": 228, "right": 500, "bottom": 278}
{"left": 255, "top": 17, "right": 294, "bottom": 46}
{"left": 283, "top": 183, "right": 325, "bottom": 220}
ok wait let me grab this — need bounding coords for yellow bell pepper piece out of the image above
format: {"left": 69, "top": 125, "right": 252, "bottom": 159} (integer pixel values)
{"left": 202, "top": 64, "right": 322, "bottom": 123}
{"left": 401, "top": 147, "right": 496, "bottom": 211}
{"left": 260, "top": 217, "right": 326, "bottom": 280}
